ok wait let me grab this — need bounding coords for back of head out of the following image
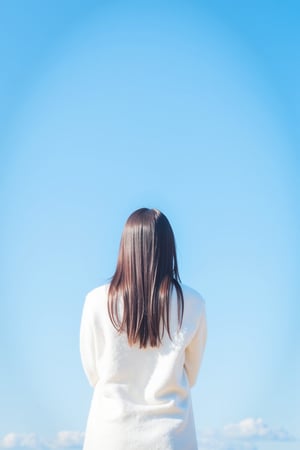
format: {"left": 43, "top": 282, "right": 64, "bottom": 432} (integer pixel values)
{"left": 108, "top": 208, "right": 184, "bottom": 348}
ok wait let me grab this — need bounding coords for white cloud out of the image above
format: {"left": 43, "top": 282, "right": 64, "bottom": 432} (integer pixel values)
{"left": 0, "top": 432, "right": 40, "bottom": 449}
{"left": 197, "top": 428, "right": 258, "bottom": 450}
{"left": 52, "top": 431, "right": 84, "bottom": 448}
{"left": 222, "top": 417, "right": 294, "bottom": 441}
{"left": 197, "top": 434, "right": 258, "bottom": 450}
{"left": 0, "top": 431, "right": 84, "bottom": 449}
{"left": 197, "top": 417, "right": 296, "bottom": 450}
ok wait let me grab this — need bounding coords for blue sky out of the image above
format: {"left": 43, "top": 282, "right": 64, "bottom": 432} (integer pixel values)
{"left": 0, "top": 1, "right": 299, "bottom": 449}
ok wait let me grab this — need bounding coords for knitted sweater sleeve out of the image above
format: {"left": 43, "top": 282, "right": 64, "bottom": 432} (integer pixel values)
{"left": 79, "top": 295, "right": 99, "bottom": 388}
{"left": 184, "top": 302, "right": 207, "bottom": 388}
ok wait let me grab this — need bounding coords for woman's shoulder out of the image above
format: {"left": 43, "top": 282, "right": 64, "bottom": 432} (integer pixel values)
{"left": 84, "top": 283, "right": 110, "bottom": 310}
{"left": 179, "top": 283, "right": 206, "bottom": 316}
{"left": 86, "top": 282, "right": 109, "bottom": 297}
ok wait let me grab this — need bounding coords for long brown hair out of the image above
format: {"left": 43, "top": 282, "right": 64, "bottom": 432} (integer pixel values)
{"left": 108, "top": 208, "right": 184, "bottom": 348}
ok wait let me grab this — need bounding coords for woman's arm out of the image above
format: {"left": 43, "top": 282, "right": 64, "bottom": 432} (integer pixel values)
{"left": 184, "top": 303, "right": 207, "bottom": 388}
{"left": 79, "top": 295, "right": 99, "bottom": 388}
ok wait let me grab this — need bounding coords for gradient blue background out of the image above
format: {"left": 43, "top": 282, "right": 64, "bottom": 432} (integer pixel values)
{"left": 0, "top": 1, "right": 299, "bottom": 449}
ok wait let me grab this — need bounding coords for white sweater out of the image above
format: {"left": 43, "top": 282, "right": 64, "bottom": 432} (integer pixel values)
{"left": 79, "top": 283, "right": 207, "bottom": 450}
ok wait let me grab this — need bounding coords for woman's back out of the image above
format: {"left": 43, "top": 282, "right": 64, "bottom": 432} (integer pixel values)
{"left": 80, "top": 282, "right": 207, "bottom": 450}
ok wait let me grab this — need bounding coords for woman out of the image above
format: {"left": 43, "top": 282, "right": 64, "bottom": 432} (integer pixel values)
{"left": 79, "top": 208, "right": 207, "bottom": 450}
